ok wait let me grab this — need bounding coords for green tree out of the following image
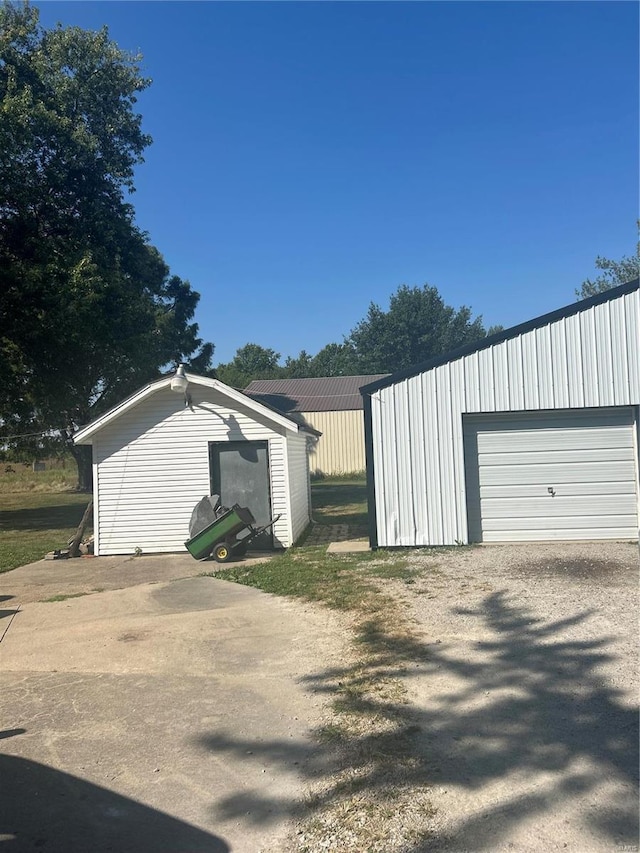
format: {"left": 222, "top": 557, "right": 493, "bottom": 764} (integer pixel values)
{"left": 283, "top": 343, "right": 358, "bottom": 378}
{"left": 0, "top": 3, "right": 213, "bottom": 489}
{"left": 216, "top": 343, "right": 282, "bottom": 388}
{"left": 577, "top": 228, "right": 640, "bottom": 299}
{"left": 347, "top": 284, "right": 488, "bottom": 374}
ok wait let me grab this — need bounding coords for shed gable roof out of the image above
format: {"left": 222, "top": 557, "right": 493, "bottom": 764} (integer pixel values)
{"left": 360, "top": 279, "right": 639, "bottom": 395}
{"left": 245, "top": 375, "right": 389, "bottom": 413}
{"left": 73, "top": 372, "right": 303, "bottom": 444}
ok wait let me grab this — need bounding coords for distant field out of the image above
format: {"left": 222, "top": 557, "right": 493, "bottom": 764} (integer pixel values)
{"left": 0, "top": 457, "right": 78, "bottom": 493}
{"left": 0, "top": 457, "right": 90, "bottom": 573}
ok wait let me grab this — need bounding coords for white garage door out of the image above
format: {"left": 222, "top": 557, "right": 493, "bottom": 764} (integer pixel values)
{"left": 464, "top": 408, "right": 639, "bottom": 542}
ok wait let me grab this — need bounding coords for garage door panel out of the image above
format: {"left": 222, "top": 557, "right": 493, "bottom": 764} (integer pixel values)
{"left": 482, "top": 527, "right": 636, "bottom": 542}
{"left": 480, "top": 495, "right": 636, "bottom": 518}
{"left": 482, "top": 513, "right": 637, "bottom": 531}
{"left": 464, "top": 407, "right": 638, "bottom": 542}
{"left": 478, "top": 447, "right": 634, "bottom": 466}
{"left": 479, "top": 461, "right": 635, "bottom": 486}
{"left": 479, "top": 481, "right": 635, "bottom": 498}
{"left": 476, "top": 428, "right": 633, "bottom": 453}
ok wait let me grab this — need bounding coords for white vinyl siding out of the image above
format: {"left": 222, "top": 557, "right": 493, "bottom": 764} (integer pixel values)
{"left": 464, "top": 409, "right": 639, "bottom": 542}
{"left": 303, "top": 409, "right": 366, "bottom": 475}
{"left": 369, "top": 287, "right": 640, "bottom": 547}
{"left": 93, "top": 384, "right": 292, "bottom": 555}
{"left": 287, "top": 433, "right": 312, "bottom": 543}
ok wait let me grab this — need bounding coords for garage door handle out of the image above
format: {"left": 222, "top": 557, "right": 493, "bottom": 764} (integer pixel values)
{"left": 547, "top": 487, "right": 556, "bottom": 497}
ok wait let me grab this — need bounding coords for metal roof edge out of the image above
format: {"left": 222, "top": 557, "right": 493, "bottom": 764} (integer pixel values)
{"left": 360, "top": 278, "right": 640, "bottom": 396}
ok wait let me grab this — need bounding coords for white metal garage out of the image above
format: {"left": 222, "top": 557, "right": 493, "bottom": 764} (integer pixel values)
{"left": 361, "top": 280, "right": 640, "bottom": 547}
{"left": 464, "top": 408, "right": 638, "bottom": 542}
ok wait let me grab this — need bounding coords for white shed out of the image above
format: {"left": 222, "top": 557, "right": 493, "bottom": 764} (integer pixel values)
{"left": 361, "top": 280, "right": 640, "bottom": 547}
{"left": 73, "top": 370, "right": 315, "bottom": 556}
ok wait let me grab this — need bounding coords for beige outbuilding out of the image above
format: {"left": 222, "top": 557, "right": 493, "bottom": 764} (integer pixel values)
{"left": 245, "top": 374, "right": 387, "bottom": 476}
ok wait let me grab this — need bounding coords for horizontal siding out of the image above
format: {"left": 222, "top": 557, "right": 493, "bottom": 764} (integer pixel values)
{"left": 287, "top": 433, "right": 312, "bottom": 543}
{"left": 95, "top": 385, "right": 294, "bottom": 555}
{"left": 268, "top": 438, "right": 289, "bottom": 547}
{"left": 303, "top": 410, "right": 366, "bottom": 475}
{"left": 371, "top": 288, "right": 640, "bottom": 546}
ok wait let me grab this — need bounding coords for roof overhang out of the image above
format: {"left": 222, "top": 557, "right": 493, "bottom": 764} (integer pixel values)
{"left": 73, "top": 373, "right": 302, "bottom": 445}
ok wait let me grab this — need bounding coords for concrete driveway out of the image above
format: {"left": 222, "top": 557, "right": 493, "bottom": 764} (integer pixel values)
{"left": 0, "top": 555, "right": 346, "bottom": 852}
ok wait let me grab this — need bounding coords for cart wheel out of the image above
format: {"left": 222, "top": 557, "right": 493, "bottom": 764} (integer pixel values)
{"left": 213, "top": 542, "right": 233, "bottom": 563}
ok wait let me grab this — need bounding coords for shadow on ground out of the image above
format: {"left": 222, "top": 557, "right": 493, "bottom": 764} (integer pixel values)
{"left": 0, "top": 735, "right": 229, "bottom": 853}
{"left": 0, "top": 503, "right": 87, "bottom": 532}
{"left": 195, "top": 590, "right": 639, "bottom": 851}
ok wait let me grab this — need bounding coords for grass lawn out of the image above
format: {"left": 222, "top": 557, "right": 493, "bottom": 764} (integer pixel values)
{"left": 310, "top": 475, "right": 368, "bottom": 528}
{"left": 0, "top": 491, "right": 92, "bottom": 574}
{"left": 0, "top": 460, "right": 91, "bottom": 573}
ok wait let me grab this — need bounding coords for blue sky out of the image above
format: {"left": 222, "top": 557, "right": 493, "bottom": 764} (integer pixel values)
{"left": 37, "top": 1, "right": 639, "bottom": 366}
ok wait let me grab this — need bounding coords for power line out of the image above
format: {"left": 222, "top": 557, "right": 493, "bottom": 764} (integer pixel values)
{"left": 0, "top": 429, "right": 67, "bottom": 441}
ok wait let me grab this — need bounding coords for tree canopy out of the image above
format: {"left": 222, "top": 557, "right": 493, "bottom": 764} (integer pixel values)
{"left": 577, "top": 228, "right": 640, "bottom": 299}
{"left": 215, "top": 343, "right": 281, "bottom": 388}
{"left": 346, "top": 284, "right": 487, "bottom": 374}
{"left": 0, "top": 2, "right": 213, "bottom": 487}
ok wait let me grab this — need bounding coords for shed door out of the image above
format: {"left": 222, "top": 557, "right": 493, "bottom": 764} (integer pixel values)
{"left": 209, "top": 441, "right": 273, "bottom": 549}
{"left": 464, "top": 408, "right": 639, "bottom": 542}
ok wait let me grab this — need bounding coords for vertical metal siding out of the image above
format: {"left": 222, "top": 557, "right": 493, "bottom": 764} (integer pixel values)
{"left": 372, "top": 289, "right": 640, "bottom": 547}
{"left": 94, "top": 385, "right": 295, "bottom": 555}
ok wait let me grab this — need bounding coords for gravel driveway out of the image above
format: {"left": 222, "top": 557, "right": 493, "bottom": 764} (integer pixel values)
{"left": 399, "top": 541, "right": 639, "bottom": 853}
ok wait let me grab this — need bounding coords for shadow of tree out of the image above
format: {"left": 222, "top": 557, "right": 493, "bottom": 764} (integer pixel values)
{"left": 194, "top": 590, "right": 638, "bottom": 851}
{"left": 0, "top": 503, "right": 87, "bottom": 532}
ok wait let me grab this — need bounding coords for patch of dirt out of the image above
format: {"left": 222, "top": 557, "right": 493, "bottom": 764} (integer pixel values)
{"left": 510, "top": 555, "right": 631, "bottom": 582}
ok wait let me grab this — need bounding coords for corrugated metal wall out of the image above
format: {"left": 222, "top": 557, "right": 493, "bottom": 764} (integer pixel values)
{"left": 369, "top": 288, "right": 640, "bottom": 547}
{"left": 93, "top": 385, "right": 294, "bottom": 555}
{"left": 304, "top": 409, "right": 366, "bottom": 475}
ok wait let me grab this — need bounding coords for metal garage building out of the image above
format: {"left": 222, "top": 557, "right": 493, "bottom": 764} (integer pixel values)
{"left": 361, "top": 280, "right": 640, "bottom": 548}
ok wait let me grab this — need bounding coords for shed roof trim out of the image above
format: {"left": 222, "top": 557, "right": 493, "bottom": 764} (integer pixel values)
{"left": 73, "top": 373, "right": 302, "bottom": 444}
{"left": 360, "top": 279, "right": 639, "bottom": 395}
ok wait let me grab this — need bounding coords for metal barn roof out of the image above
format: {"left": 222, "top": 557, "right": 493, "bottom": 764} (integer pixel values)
{"left": 245, "top": 375, "right": 389, "bottom": 413}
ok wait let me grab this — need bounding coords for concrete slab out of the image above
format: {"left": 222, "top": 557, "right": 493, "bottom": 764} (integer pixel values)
{"left": 0, "top": 574, "right": 347, "bottom": 852}
{"left": 0, "top": 551, "right": 273, "bottom": 604}
{"left": 326, "top": 539, "right": 370, "bottom": 554}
